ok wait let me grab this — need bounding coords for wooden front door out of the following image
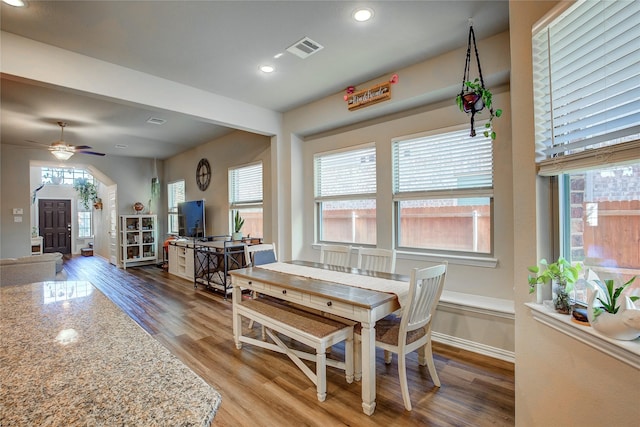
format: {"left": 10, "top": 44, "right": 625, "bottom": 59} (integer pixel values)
{"left": 39, "top": 199, "right": 72, "bottom": 254}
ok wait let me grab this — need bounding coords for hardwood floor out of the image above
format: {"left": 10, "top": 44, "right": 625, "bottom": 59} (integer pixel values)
{"left": 62, "top": 255, "right": 515, "bottom": 426}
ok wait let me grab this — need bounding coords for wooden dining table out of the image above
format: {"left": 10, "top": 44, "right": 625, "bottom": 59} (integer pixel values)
{"left": 229, "top": 260, "right": 409, "bottom": 416}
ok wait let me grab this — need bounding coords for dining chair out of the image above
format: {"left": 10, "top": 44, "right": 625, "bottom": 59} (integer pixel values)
{"left": 354, "top": 262, "right": 447, "bottom": 411}
{"left": 244, "top": 242, "right": 277, "bottom": 267}
{"left": 356, "top": 247, "right": 396, "bottom": 274}
{"left": 319, "top": 244, "right": 352, "bottom": 267}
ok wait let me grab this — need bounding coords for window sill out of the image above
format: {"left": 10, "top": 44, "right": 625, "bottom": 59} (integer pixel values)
{"left": 525, "top": 302, "right": 640, "bottom": 370}
{"left": 398, "top": 250, "right": 498, "bottom": 268}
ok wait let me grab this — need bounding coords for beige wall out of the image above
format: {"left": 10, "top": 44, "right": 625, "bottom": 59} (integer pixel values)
{"left": 164, "top": 130, "right": 271, "bottom": 239}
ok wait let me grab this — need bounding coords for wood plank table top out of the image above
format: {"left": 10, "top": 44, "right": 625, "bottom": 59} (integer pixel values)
{"left": 0, "top": 281, "right": 221, "bottom": 426}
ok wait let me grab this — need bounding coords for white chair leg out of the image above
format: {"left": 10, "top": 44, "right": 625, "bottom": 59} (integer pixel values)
{"left": 398, "top": 354, "right": 412, "bottom": 411}
{"left": 384, "top": 349, "right": 392, "bottom": 364}
{"left": 419, "top": 341, "right": 440, "bottom": 387}
{"left": 353, "top": 334, "right": 362, "bottom": 381}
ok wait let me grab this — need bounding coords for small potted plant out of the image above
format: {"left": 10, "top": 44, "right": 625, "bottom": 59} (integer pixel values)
{"left": 232, "top": 211, "right": 244, "bottom": 241}
{"left": 456, "top": 78, "right": 502, "bottom": 139}
{"left": 587, "top": 276, "right": 640, "bottom": 340}
{"left": 528, "top": 257, "right": 582, "bottom": 314}
{"left": 73, "top": 178, "right": 99, "bottom": 210}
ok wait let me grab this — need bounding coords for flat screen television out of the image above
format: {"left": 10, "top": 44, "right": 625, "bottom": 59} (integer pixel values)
{"left": 178, "top": 200, "right": 206, "bottom": 238}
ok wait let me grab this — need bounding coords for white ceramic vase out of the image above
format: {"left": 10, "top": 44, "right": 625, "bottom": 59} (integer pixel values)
{"left": 586, "top": 282, "right": 640, "bottom": 341}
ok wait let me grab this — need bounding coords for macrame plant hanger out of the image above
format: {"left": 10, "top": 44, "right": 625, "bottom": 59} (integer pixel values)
{"left": 460, "top": 22, "right": 486, "bottom": 137}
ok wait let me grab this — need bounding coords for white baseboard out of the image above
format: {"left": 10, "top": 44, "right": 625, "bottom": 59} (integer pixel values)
{"left": 432, "top": 331, "right": 515, "bottom": 364}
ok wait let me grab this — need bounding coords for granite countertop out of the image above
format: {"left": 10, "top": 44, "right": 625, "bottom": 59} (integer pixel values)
{"left": 0, "top": 281, "right": 221, "bottom": 426}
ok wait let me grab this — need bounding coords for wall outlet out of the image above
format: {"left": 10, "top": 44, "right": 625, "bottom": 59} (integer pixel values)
{"left": 14, "top": 216, "right": 23, "bottom": 222}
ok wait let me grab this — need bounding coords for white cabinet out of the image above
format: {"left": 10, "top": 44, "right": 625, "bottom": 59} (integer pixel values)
{"left": 120, "top": 215, "right": 157, "bottom": 269}
{"left": 167, "top": 242, "right": 195, "bottom": 280}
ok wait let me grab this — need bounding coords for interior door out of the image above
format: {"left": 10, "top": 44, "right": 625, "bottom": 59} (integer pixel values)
{"left": 39, "top": 199, "right": 72, "bottom": 254}
{"left": 107, "top": 185, "right": 118, "bottom": 265}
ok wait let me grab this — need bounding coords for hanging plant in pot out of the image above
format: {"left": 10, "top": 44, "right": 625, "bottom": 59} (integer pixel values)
{"left": 73, "top": 178, "right": 99, "bottom": 210}
{"left": 456, "top": 25, "right": 502, "bottom": 139}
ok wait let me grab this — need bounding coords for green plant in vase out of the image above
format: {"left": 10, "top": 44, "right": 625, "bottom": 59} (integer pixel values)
{"left": 528, "top": 257, "right": 582, "bottom": 314}
{"left": 232, "top": 211, "right": 245, "bottom": 240}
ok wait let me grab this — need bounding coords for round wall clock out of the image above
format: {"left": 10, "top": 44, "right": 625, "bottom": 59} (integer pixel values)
{"left": 196, "top": 158, "right": 211, "bottom": 191}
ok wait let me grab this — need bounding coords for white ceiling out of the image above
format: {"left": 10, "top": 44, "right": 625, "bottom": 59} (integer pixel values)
{"left": 0, "top": 0, "right": 509, "bottom": 159}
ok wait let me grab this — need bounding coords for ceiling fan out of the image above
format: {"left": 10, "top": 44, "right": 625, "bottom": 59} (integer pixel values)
{"left": 38, "top": 121, "right": 106, "bottom": 160}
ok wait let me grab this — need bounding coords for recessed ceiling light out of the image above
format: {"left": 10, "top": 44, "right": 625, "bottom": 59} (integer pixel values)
{"left": 353, "top": 8, "right": 374, "bottom": 22}
{"left": 259, "top": 65, "right": 275, "bottom": 73}
{"left": 115, "top": 144, "right": 128, "bottom": 149}
{"left": 2, "top": 0, "right": 28, "bottom": 7}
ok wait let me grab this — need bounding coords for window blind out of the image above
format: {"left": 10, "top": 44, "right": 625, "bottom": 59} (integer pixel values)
{"left": 229, "top": 163, "right": 263, "bottom": 205}
{"left": 168, "top": 180, "right": 185, "bottom": 213}
{"left": 314, "top": 145, "right": 376, "bottom": 199}
{"left": 392, "top": 127, "right": 493, "bottom": 194}
{"left": 533, "top": 0, "right": 640, "bottom": 161}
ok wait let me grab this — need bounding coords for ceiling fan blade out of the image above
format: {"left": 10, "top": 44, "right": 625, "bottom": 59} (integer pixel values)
{"left": 23, "top": 139, "right": 50, "bottom": 148}
{"left": 78, "top": 150, "right": 106, "bottom": 156}
{"left": 70, "top": 145, "right": 92, "bottom": 150}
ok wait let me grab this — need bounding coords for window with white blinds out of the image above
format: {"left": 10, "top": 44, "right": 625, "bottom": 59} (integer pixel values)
{"left": 229, "top": 162, "right": 264, "bottom": 238}
{"left": 314, "top": 145, "right": 376, "bottom": 199}
{"left": 393, "top": 127, "right": 493, "bottom": 196}
{"left": 533, "top": 0, "right": 640, "bottom": 164}
{"left": 314, "top": 145, "right": 377, "bottom": 245}
{"left": 229, "top": 162, "right": 263, "bottom": 206}
{"left": 392, "top": 127, "right": 493, "bottom": 254}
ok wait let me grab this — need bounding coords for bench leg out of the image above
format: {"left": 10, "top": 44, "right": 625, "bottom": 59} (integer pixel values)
{"left": 316, "top": 349, "right": 327, "bottom": 402}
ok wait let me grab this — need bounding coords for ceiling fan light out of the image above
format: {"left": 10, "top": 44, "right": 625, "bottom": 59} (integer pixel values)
{"left": 52, "top": 149, "right": 74, "bottom": 161}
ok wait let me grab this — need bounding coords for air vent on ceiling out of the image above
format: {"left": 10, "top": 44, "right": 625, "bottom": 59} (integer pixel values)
{"left": 286, "top": 37, "right": 324, "bottom": 59}
{"left": 146, "top": 117, "right": 166, "bottom": 125}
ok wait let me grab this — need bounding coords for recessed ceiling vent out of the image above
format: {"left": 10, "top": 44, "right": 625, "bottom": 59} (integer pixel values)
{"left": 146, "top": 117, "right": 166, "bottom": 125}
{"left": 286, "top": 37, "right": 324, "bottom": 59}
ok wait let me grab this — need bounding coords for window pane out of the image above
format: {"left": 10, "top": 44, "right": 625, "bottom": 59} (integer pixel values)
{"left": 78, "top": 211, "right": 92, "bottom": 238}
{"left": 314, "top": 146, "right": 376, "bottom": 198}
{"left": 319, "top": 200, "right": 376, "bottom": 245}
{"left": 167, "top": 180, "right": 185, "bottom": 234}
{"left": 533, "top": 0, "right": 640, "bottom": 158}
{"left": 397, "top": 198, "right": 491, "bottom": 253}
{"left": 229, "top": 163, "right": 263, "bottom": 204}
{"left": 563, "top": 163, "right": 640, "bottom": 302}
{"left": 234, "top": 207, "right": 263, "bottom": 238}
{"left": 393, "top": 129, "right": 493, "bottom": 193}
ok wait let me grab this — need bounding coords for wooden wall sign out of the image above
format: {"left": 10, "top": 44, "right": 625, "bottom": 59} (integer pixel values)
{"left": 346, "top": 81, "right": 392, "bottom": 111}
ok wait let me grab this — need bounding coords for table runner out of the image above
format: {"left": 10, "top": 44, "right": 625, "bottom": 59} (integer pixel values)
{"left": 256, "top": 262, "right": 409, "bottom": 308}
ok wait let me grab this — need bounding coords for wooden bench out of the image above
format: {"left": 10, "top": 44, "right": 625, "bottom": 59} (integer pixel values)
{"left": 233, "top": 297, "right": 354, "bottom": 402}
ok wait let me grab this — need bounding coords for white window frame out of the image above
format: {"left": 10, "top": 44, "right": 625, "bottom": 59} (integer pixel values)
{"left": 392, "top": 124, "right": 494, "bottom": 255}
{"left": 229, "top": 161, "right": 263, "bottom": 236}
{"left": 314, "top": 143, "right": 377, "bottom": 245}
